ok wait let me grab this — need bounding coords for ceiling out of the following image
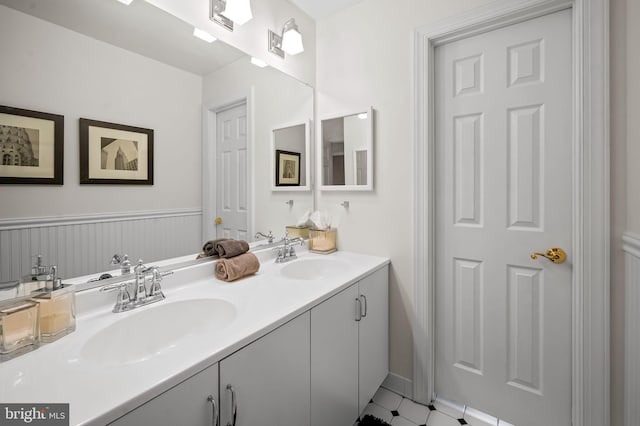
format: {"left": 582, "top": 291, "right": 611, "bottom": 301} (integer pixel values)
{"left": 0, "top": 0, "right": 246, "bottom": 76}
{"left": 0, "top": 0, "right": 366, "bottom": 75}
{"left": 287, "top": 0, "right": 364, "bottom": 20}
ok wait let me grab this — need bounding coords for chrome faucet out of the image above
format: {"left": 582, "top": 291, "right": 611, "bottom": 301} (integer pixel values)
{"left": 111, "top": 253, "right": 132, "bottom": 275}
{"left": 275, "top": 232, "right": 304, "bottom": 263}
{"left": 100, "top": 259, "right": 171, "bottom": 313}
{"left": 255, "top": 231, "right": 275, "bottom": 244}
{"left": 132, "top": 259, "right": 148, "bottom": 303}
{"left": 147, "top": 266, "right": 165, "bottom": 300}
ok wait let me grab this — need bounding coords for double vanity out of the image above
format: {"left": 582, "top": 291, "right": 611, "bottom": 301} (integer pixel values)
{"left": 0, "top": 248, "right": 389, "bottom": 426}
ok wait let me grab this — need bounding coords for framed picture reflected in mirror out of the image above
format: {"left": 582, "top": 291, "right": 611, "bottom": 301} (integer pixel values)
{"left": 0, "top": 105, "right": 64, "bottom": 185}
{"left": 275, "top": 149, "right": 300, "bottom": 186}
{"left": 79, "top": 118, "right": 153, "bottom": 185}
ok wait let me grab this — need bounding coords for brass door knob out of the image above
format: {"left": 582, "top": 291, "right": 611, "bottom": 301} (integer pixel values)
{"left": 530, "top": 247, "right": 567, "bottom": 264}
{"left": 215, "top": 217, "right": 222, "bottom": 225}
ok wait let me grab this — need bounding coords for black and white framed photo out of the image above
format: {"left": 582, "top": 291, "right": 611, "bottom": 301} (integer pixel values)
{"left": 79, "top": 118, "right": 153, "bottom": 185}
{"left": 275, "top": 149, "right": 300, "bottom": 186}
{"left": 0, "top": 105, "right": 64, "bottom": 185}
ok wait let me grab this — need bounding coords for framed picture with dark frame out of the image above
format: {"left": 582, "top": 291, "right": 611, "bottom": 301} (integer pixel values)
{"left": 0, "top": 105, "right": 64, "bottom": 185}
{"left": 79, "top": 118, "right": 153, "bottom": 185}
{"left": 275, "top": 149, "right": 301, "bottom": 186}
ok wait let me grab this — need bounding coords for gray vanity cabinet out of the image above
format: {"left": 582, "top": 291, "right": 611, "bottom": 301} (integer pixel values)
{"left": 357, "top": 266, "right": 389, "bottom": 413}
{"left": 109, "top": 362, "right": 219, "bottom": 426}
{"left": 219, "top": 311, "right": 311, "bottom": 426}
{"left": 310, "top": 265, "right": 389, "bottom": 426}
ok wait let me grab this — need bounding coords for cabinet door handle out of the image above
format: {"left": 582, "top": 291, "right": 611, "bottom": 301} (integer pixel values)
{"left": 207, "top": 395, "right": 218, "bottom": 426}
{"left": 355, "top": 298, "right": 362, "bottom": 321}
{"left": 226, "top": 384, "right": 237, "bottom": 426}
{"left": 360, "top": 294, "right": 368, "bottom": 318}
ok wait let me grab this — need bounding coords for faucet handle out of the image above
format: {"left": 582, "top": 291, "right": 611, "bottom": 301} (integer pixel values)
{"left": 100, "top": 281, "right": 129, "bottom": 292}
{"left": 148, "top": 267, "right": 171, "bottom": 299}
{"left": 100, "top": 281, "right": 132, "bottom": 313}
{"left": 111, "top": 254, "right": 132, "bottom": 275}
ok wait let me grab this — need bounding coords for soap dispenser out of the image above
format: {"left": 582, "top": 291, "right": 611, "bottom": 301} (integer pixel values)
{"left": 31, "top": 266, "right": 76, "bottom": 343}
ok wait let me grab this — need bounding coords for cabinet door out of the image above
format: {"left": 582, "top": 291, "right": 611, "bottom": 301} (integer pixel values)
{"left": 110, "top": 363, "right": 219, "bottom": 426}
{"left": 311, "top": 284, "right": 359, "bottom": 426}
{"left": 358, "top": 266, "right": 389, "bottom": 413}
{"left": 220, "top": 312, "right": 311, "bottom": 426}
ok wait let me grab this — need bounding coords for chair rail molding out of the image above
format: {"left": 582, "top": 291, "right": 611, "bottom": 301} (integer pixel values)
{"left": 413, "top": 1, "right": 610, "bottom": 426}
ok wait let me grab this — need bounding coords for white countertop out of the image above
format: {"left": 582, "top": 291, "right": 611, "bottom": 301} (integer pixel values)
{"left": 0, "top": 249, "right": 389, "bottom": 425}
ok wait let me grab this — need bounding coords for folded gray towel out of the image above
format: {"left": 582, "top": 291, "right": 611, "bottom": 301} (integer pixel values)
{"left": 203, "top": 238, "right": 230, "bottom": 258}
{"left": 215, "top": 239, "right": 250, "bottom": 258}
{"left": 215, "top": 252, "right": 260, "bottom": 282}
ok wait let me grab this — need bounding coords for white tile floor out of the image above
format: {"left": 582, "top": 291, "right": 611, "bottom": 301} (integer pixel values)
{"left": 357, "top": 387, "right": 516, "bottom": 426}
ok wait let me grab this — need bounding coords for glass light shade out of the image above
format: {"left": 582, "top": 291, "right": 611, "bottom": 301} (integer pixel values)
{"left": 223, "top": 0, "right": 252, "bottom": 25}
{"left": 281, "top": 28, "right": 304, "bottom": 55}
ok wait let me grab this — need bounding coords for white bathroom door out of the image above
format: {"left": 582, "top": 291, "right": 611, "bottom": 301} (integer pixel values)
{"left": 216, "top": 103, "right": 248, "bottom": 240}
{"left": 434, "top": 10, "right": 572, "bottom": 426}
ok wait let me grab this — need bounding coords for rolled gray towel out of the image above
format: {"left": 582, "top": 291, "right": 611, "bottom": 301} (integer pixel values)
{"left": 215, "top": 239, "right": 250, "bottom": 258}
{"left": 203, "top": 238, "right": 230, "bottom": 257}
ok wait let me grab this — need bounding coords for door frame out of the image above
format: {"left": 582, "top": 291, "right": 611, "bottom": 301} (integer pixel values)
{"left": 202, "top": 89, "right": 255, "bottom": 241}
{"left": 413, "top": 1, "right": 610, "bottom": 425}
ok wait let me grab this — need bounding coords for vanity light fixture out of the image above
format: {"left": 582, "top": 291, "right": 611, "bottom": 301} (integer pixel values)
{"left": 210, "top": 0, "right": 253, "bottom": 32}
{"left": 268, "top": 18, "right": 304, "bottom": 58}
{"left": 193, "top": 28, "right": 217, "bottom": 43}
{"left": 116, "top": 0, "right": 134, "bottom": 5}
{"left": 250, "top": 57, "right": 268, "bottom": 68}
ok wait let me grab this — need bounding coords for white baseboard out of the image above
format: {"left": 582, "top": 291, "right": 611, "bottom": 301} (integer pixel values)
{"left": 382, "top": 372, "right": 413, "bottom": 400}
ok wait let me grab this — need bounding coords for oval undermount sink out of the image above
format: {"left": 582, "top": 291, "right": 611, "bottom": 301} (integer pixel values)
{"left": 81, "top": 299, "right": 236, "bottom": 367}
{"left": 279, "top": 257, "right": 350, "bottom": 280}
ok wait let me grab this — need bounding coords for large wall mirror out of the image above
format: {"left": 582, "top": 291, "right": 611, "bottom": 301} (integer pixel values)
{"left": 319, "top": 107, "right": 373, "bottom": 191}
{"left": 0, "top": 0, "right": 314, "bottom": 283}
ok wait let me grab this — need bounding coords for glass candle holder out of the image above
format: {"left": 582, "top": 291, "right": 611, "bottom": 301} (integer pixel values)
{"left": 0, "top": 299, "right": 40, "bottom": 361}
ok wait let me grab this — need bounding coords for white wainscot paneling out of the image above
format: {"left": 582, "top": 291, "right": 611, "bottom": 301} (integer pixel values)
{"left": 624, "top": 233, "right": 640, "bottom": 426}
{"left": 0, "top": 209, "right": 202, "bottom": 282}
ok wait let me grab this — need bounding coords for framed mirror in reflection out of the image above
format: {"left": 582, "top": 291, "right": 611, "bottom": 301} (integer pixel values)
{"left": 271, "top": 122, "right": 310, "bottom": 190}
{"left": 0, "top": 0, "right": 314, "bottom": 286}
{"left": 319, "top": 107, "right": 373, "bottom": 191}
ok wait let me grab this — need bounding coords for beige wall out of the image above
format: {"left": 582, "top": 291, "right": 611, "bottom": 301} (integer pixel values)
{"left": 0, "top": 6, "right": 202, "bottom": 219}
{"left": 318, "top": 2, "right": 635, "bottom": 424}
{"left": 316, "top": 0, "right": 496, "bottom": 381}
{"left": 202, "top": 57, "right": 314, "bottom": 238}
